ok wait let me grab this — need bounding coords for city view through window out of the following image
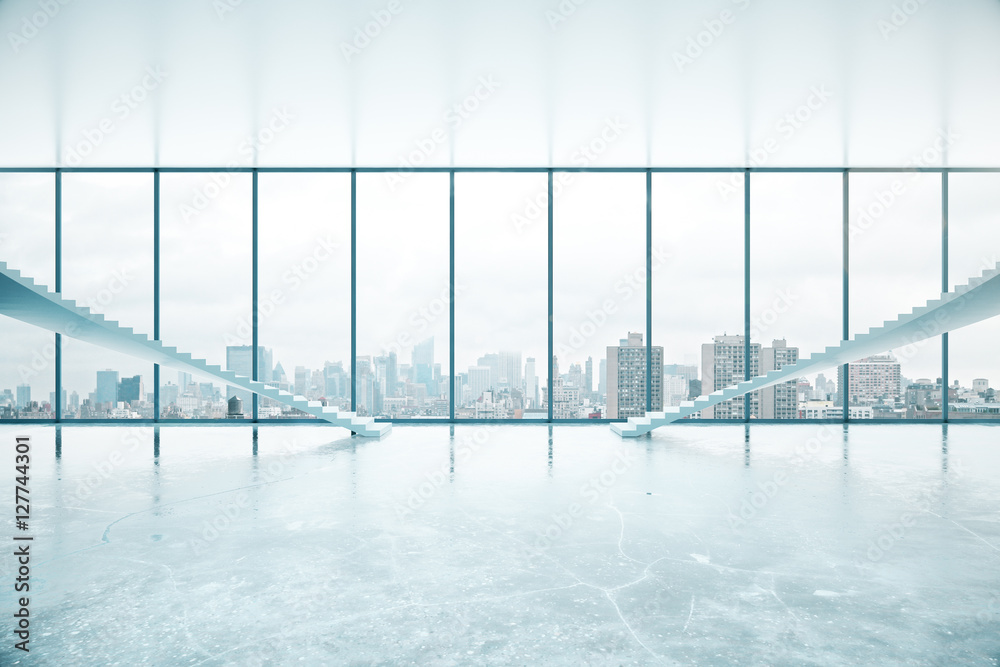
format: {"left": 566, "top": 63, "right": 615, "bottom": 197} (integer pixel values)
{"left": 1, "top": 171, "right": 997, "bottom": 421}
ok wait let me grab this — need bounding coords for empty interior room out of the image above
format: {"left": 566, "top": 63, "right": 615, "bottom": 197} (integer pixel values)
{"left": 1, "top": 0, "right": 1000, "bottom": 664}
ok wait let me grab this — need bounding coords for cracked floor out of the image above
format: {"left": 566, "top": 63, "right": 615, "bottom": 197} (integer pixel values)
{"left": 1, "top": 423, "right": 999, "bottom": 665}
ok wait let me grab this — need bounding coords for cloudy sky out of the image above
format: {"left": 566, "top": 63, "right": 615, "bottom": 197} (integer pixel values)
{"left": 0, "top": 0, "right": 999, "bottom": 408}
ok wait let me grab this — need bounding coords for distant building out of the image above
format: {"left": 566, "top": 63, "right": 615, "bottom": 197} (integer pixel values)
{"left": 839, "top": 354, "right": 901, "bottom": 406}
{"left": 701, "top": 335, "right": 760, "bottom": 419}
{"left": 760, "top": 339, "right": 799, "bottom": 419}
{"left": 118, "top": 375, "right": 144, "bottom": 403}
{"left": 607, "top": 332, "right": 663, "bottom": 419}
{"left": 16, "top": 384, "right": 31, "bottom": 409}
{"left": 973, "top": 378, "right": 990, "bottom": 394}
{"left": 96, "top": 370, "right": 119, "bottom": 406}
{"left": 524, "top": 357, "right": 538, "bottom": 408}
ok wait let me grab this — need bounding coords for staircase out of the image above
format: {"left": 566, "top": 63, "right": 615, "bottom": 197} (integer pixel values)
{"left": 0, "top": 261, "right": 390, "bottom": 437}
{"left": 613, "top": 262, "right": 1000, "bottom": 437}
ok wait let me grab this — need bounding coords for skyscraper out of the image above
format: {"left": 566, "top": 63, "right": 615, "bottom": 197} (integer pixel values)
{"left": 524, "top": 357, "right": 538, "bottom": 408}
{"left": 498, "top": 350, "right": 522, "bottom": 392}
{"left": 584, "top": 357, "right": 593, "bottom": 400}
{"left": 468, "top": 366, "right": 491, "bottom": 404}
{"left": 96, "top": 369, "right": 119, "bottom": 406}
{"left": 606, "top": 333, "right": 663, "bottom": 419}
{"left": 118, "top": 375, "right": 144, "bottom": 403}
{"left": 294, "top": 366, "right": 308, "bottom": 397}
{"left": 701, "top": 335, "right": 760, "bottom": 419}
{"left": 598, "top": 359, "right": 607, "bottom": 400}
{"left": 16, "top": 384, "right": 30, "bottom": 409}
{"left": 227, "top": 346, "right": 273, "bottom": 406}
{"left": 413, "top": 337, "right": 435, "bottom": 394}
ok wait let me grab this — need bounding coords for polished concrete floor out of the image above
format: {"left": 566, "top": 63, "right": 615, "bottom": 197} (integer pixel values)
{"left": 1, "top": 423, "right": 999, "bottom": 666}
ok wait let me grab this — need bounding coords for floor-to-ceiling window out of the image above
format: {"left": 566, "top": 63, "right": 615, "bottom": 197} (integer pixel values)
{"left": 454, "top": 173, "right": 548, "bottom": 419}
{"left": 258, "top": 173, "right": 352, "bottom": 419}
{"left": 356, "top": 173, "right": 450, "bottom": 419}
{"left": 652, "top": 173, "right": 744, "bottom": 419}
{"left": 553, "top": 173, "right": 646, "bottom": 420}
{"left": 0, "top": 173, "right": 56, "bottom": 419}
{"left": 849, "top": 172, "right": 942, "bottom": 418}
{"left": 62, "top": 173, "right": 154, "bottom": 419}
{"left": 160, "top": 172, "right": 252, "bottom": 419}
{"left": 750, "top": 173, "right": 842, "bottom": 419}
{"left": 948, "top": 173, "right": 1000, "bottom": 419}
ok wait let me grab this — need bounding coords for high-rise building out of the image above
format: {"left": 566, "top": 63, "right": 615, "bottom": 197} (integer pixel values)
{"left": 760, "top": 339, "right": 799, "bottom": 419}
{"left": 584, "top": 357, "right": 594, "bottom": 400}
{"left": 973, "top": 378, "right": 990, "bottom": 394}
{"left": 324, "top": 361, "right": 347, "bottom": 399}
{"left": 839, "top": 354, "right": 902, "bottom": 406}
{"left": 701, "top": 335, "right": 760, "bottom": 419}
{"left": 598, "top": 359, "right": 607, "bottom": 399}
{"left": 96, "top": 370, "right": 119, "bottom": 406}
{"left": 606, "top": 333, "right": 663, "bottom": 419}
{"left": 413, "top": 337, "right": 435, "bottom": 394}
{"left": 226, "top": 346, "right": 273, "bottom": 406}
{"left": 16, "top": 384, "right": 31, "bottom": 409}
{"left": 567, "top": 363, "right": 583, "bottom": 392}
{"left": 118, "top": 375, "right": 144, "bottom": 403}
{"left": 468, "top": 366, "right": 491, "bottom": 404}
{"left": 294, "top": 366, "right": 308, "bottom": 397}
{"left": 498, "top": 350, "right": 522, "bottom": 392}
{"left": 178, "top": 371, "right": 192, "bottom": 391}
{"left": 386, "top": 351, "right": 398, "bottom": 397}
{"left": 524, "top": 357, "right": 538, "bottom": 408}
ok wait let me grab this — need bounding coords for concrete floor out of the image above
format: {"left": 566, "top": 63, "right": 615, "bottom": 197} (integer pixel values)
{"left": 1, "top": 423, "right": 999, "bottom": 666}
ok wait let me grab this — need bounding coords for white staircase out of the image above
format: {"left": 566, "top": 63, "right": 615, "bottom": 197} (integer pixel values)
{"left": 613, "top": 262, "right": 1000, "bottom": 437}
{"left": 0, "top": 261, "right": 389, "bottom": 437}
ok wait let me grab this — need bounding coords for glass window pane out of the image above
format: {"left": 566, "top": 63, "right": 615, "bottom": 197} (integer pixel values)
{"left": 160, "top": 173, "right": 252, "bottom": 419}
{"left": 455, "top": 173, "right": 548, "bottom": 419}
{"left": 849, "top": 172, "right": 941, "bottom": 418}
{"left": 356, "top": 173, "right": 450, "bottom": 419}
{"left": 62, "top": 174, "right": 154, "bottom": 419}
{"left": 0, "top": 174, "right": 55, "bottom": 418}
{"left": 258, "top": 173, "right": 351, "bottom": 419}
{"left": 653, "top": 173, "right": 744, "bottom": 419}
{"left": 554, "top": 173, "right": 645, "bottom": 420}
{"left": 750, "top": 173, "right": 842, "bottom": 419}
{"left": 948, "top": 173, "right": 1000, "bottom": 419}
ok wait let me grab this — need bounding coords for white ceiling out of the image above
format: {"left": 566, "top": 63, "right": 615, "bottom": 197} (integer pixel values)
{"left": 1, "top": 0, "right": 998, "bottom": 167}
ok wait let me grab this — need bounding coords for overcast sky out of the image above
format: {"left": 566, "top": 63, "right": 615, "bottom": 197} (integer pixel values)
{"left": 1, "top": 0, "right": 1000, "bottom": 404}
